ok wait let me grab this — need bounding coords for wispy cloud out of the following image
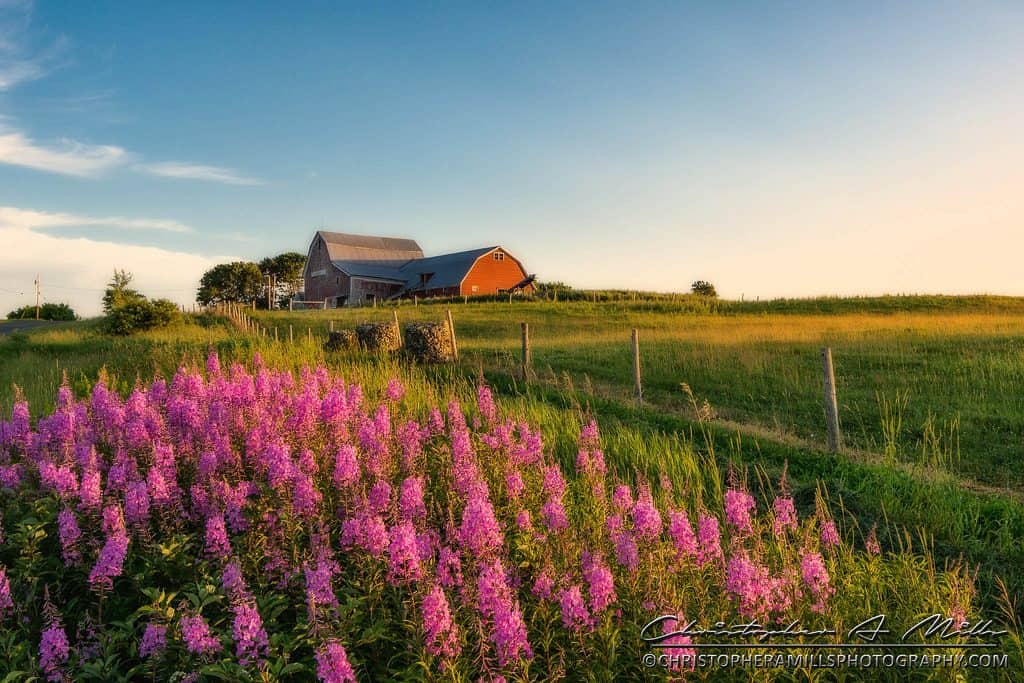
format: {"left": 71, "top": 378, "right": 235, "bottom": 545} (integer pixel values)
{"left": 0, "top": 122, "right": 263, "bottom": 185}
{"left": 0, "top": 205, "right": 194, "bottom": 234}
{"left": 0, "top": 1, "right": 65, "bottom": 91}
{"left": 139, "top": 161, "right": 265, "bottom": 186}
{"left": 0, "top": 127, "right": 130, "bottom": 176}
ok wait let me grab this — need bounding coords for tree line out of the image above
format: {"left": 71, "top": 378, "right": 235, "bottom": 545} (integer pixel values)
{"left": 196, "top": 252, "right": 305, "bottom": 308}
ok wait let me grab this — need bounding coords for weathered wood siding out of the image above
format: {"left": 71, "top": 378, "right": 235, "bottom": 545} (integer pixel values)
{"left": 350, "top": 278, "right": 404, "bottom": 305}
{"left": 304, "top": 236, "right": 348, "bottom": 303}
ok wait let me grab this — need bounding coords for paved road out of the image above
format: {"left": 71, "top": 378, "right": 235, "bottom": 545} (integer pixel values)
{"left": 0, "top": 319, "right": 58, "bottom": 335}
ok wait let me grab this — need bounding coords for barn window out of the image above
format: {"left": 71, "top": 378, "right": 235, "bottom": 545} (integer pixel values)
{"left": 471, "top": 285, "right": 479, "bottom": 293}
{"left": 493, "top": 252, "right": 504, "bottom": 261}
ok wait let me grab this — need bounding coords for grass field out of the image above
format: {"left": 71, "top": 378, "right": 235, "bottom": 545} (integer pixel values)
{"left": 254, "top": 297, "right": 1024, "bottom": 491}
{"left": 2, "top": 296, "right": 1023, "bottom": 679}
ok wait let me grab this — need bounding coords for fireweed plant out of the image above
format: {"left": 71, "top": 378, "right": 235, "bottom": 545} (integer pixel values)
{"left": 0, "top": 353, "right": 982, "bottom": 680}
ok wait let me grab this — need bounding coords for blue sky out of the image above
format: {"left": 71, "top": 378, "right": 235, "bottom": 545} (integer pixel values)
{"left": 2, "top": 1, "right": 1023, "bottom": 315}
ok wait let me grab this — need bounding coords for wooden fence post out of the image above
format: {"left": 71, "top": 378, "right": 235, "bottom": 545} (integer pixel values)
{"left": 632, "top": 328, "right": 642, "bottom": 402}
{"left": 274, "top": 327, "right": 278, "bottom": 342}
{"left": 329, "top": 320, "right": 334, "bottom": 332}
{"left": 821, "top": 347, "right": 842, "bottom": 452}
{"left": 445, "top": 309, "right": 459, "bottom": 362}
{"left": 308, "top": 327, "right": 312, "bottom": 343}
{"left": 393, "top": 311, "right": 402, "bottom": 348}
{"left": 521, "top": 322, "right": 531, "bottom": 380}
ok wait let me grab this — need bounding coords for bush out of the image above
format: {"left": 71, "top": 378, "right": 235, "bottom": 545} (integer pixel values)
{"left": 5, "top": 303, "right": 77, "bottom": 321}
{"left": 100, "top": 270, "right": 182, "bottom": 335}
{"left": 691, "top": 280, "right": 718, "bottom": 297}
{"left": 104, "top": 298, "right": 181, "bottom": 335}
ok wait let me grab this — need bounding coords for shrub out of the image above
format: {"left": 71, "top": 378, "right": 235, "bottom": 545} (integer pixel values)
{"left": 690, "top": 280, "right": 718, "bottom": 297}
{"left": 100, "top": 271, "right": 181, "bottom": 335}
{"left": 103, "top": 297, "right": 181, "bottom": 335}
{"left": 5, "top": 303, "right": 77, "bottom": 321}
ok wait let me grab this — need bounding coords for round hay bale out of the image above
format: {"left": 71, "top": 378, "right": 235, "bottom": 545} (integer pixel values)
{"left": 404, "top": 322, "right": 455, "bottom": 363}
{"left": 356, "top": 321, "right": 401, "bottom": 352}
{"left": 324, "top": 329, "right": 358, "bottom": 352}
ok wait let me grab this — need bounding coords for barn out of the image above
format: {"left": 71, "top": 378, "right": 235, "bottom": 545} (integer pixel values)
{"left": 303, "top": 231, "right": 535, "bottom": 306}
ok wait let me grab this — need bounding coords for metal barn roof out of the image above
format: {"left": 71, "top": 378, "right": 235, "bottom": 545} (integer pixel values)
{"left": 398, "top": 246, "right": 497, "bottom": 291}
{"left": 317, "top": 231, "right": 423, "bottom": 264}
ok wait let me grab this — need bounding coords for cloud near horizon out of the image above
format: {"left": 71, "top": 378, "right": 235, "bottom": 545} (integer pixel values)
{"left": 0, "top": 205, "right": 235, "bottom": 317}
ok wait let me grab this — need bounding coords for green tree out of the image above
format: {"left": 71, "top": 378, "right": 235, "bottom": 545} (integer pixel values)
{"left": 259, "top": 252, "right": 307, "bottom": 305}
{"left": 102, "top": 269, "right": 144, "bottom": 314}
{"left": 6, "top": 302, "right": 77, "bottom": 321}
{"left": 690, "top": 280, "right": 718, "bottom": 297}
{"left": 196, "top": 261, "right": 264, "bottom": 306}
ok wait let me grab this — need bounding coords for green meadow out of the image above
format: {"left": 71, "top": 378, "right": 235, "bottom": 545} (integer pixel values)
{"left": 3, "top": 294, "right": 1023, "bottom": 636}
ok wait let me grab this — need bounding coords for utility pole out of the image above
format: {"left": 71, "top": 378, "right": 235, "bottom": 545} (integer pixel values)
{"left": 34, "top": 274, "right": 40, "bottom": 320}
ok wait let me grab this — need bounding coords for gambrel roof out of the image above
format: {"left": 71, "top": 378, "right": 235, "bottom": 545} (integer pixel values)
{"left": 316, "top": 231, "right": 423, "bottom": 265}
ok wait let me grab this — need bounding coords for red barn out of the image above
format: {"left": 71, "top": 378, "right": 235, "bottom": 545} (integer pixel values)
{"left": 303, "top": 231, "right": 534, "bottom": 306}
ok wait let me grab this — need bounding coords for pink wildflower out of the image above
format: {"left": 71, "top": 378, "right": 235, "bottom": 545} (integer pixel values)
{"left": 668, "top": 509, "right": 698, "bottom": 561}
{"left": 437, "top": 546, "right": 463, "bottom": 588}
{"left": 58, "top": 508, "right": 81, "bottom": 565}
{"left": 631, "top": 485, "right": 662, "bottom": 540}
{"left": 232, "top": 601, "right": 269, "bottom": 667}
{"left": 140, "top": 623, "right": 167, "bottom": 659}
{"left": 582, "top": 552, "right": 616, "bottom": 614}
{"left": 399, "top": 476, "right": 426, "bottom": 521}
{"left": 39, "top": 623, "right": 69, "bottom": 682}
{"left": 88, "top": 531, "right": 129, "bottom": 590}
{"left": 333, "top": 445, "right": 360, "bottom": 488}
{"left": 387, "top": 521, "right": 423, "bottom": 585}
{"left": 696, "top": 514, "right": 723, "bottom": 567}
{"left": 612, "top": 484, "right": 633, "bottom": 511}
{"left": 204, "top": 514, "right": 232, "bottom": 559}
{"left": 477, "top": 384, "right": 497, "bottom": 424}
{"left": 772, "top": 496, "right": 798, "bottom": 538}
{"left": 532, "top": 569, "right": 555, "bottom": 600}
{"left": 558, "top": 584, "right": 591, "bottom": 632}
{"left": 385, "top": 378, "right": 406, "bottom": 402}
{"left": 801, "top": 551, "right": 835, "bottom": 612}
{"left": 315, "top": 640, "right": 356, "bottom": 683}
{"left": 724, "top": 488, "right": 756, "bottom": 534}
{"left": 422, "top": 583, "right": 461, "bottom": 659}
{"left": 514, "top": 509, "right": 532, "bottom": 531}
{"left": 866, "top": 526, "right": 881, "bottom": 556}
{"left": 820, "top": 519, "right": 841, "bottom": 548}
{"left": 0, "top": 567, "right": 13, "bottom": 619}
{"left": 180, "top": 614, "right": 221, "bottom": 655}
{"left": 477, "top": 560, "right": 532, "bottom": 666}
{"left": 458, "top": 494, "right": 503, "bottom": 557}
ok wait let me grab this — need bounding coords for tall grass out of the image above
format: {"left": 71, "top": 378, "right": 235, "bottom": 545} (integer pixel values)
{"left": 253, "top": 301, "right": 1024, "bottom": 490}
